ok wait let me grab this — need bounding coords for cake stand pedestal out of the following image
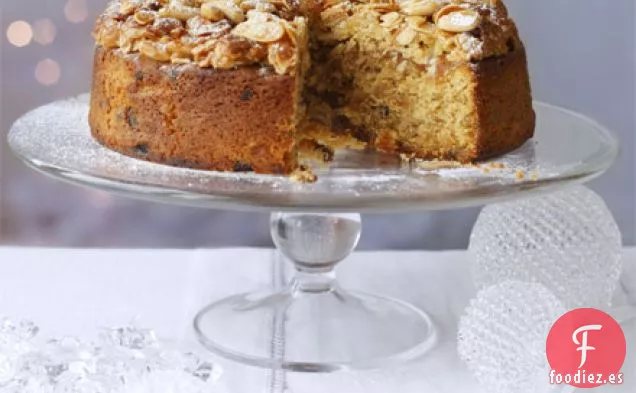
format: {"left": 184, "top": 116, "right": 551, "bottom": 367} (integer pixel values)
{"left": 8, "top": 96, "right": 618, "bottom": 372}
{"left": 195, "top": 211, "right": 437, "bottom": 372}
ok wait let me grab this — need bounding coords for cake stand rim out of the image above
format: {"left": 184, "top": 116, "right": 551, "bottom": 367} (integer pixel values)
{"left": 7, "top": 99, "right": 619, "bottom": 213}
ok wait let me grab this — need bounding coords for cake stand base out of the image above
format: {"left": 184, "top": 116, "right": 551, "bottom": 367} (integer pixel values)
{"left": 193, "top": 212, "right": 438, "bottom": 372}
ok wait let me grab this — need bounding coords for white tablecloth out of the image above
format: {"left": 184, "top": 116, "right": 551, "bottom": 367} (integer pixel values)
{"left": 0, "top": 247, "right": 634, "bottom": 393}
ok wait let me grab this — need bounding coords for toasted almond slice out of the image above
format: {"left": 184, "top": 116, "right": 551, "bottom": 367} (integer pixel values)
{"left": 268, "top": 42, "right": 296, "bottom": 75}
{"left": 279, "top": 19, "right": 298, "bottom": 44}
{"left": 380, "top": 12, "right": 402, "bottom": 27}
{"left": 159, "top": 5, "right": 200, "bottom": 21}
{"left": 395, "top": 27, "right": 416, "bottom": 46}
{"left": 400, "top": 0, "right": 438, "bottom": 17}
{"left": 134, "top": 10, "right": 156, "bottom": 26}
{"left": 321, "top": 3, "right": 350, "bottom": 27}
{"left": 435, "top": 7, "right": 481, "bottom": 33}
{"left": 396, "top": 60, "right": 408, "bottom": 73}
{"left": 138, "top": 40, "right": 171, "bottom": 61}
{"left": 207, "top": 0, "right": 246, "bottom": 24}
{"left": 120, "top": 0, "right": 142, "bottom": 15}
{"left": 323, "top": 0, "right": 345, "bottom": 8}
{"left": 201, "top": 3, "right": 226, "bottom": 21}
{"left": 245, "top": 9, "right": 274, "bottom": 21}
{"left": 171, "top": 56, "right": 192, "bottom": 64}
{"left": 233, "top": 20, "right": 285, "bottom": 42}
{"left": 405, "top": 15, "right": 429, "bottom": 32}
{"left": 255, "top": 1, "right": 277, "bottom": 13}
{"left": 433, "top": 4, "right": 462, "bottom": 24}
{"left": 368, "top": 2, "right": 400, "bottom": 13}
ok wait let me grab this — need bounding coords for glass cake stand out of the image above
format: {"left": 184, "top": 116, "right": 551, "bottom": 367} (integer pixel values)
{"left": 8, "top": 95, "right": 618, "bottom": 373}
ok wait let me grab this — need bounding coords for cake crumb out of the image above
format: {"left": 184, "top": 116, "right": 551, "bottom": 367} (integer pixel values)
{"left": 529, "top": 170, "right": 539, "bottom": 181}
{"left": 515, "top": 169, "right": 526, "bottom": 180}
{"left": 290, "top": 165, "right": 317, "bottom": 184}
{"left": 416, "top": 159, "right": 463, "bottom": 169}
{"left": 488, "top": 161, "right": 506, "bottom": 169}
{"left": 400, "top": 152, "right": 416, "bottom": 162}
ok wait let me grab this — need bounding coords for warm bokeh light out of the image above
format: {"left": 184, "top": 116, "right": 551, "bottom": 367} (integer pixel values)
{"left": 64, "top": 0, "right": 88, "bottom": 24}
{"left": 35, "top": 59, "right": 61, "bottom": 86}
{"left": 33, "top": 19, "right": 57, "bottom": 45}
{"left": 6, "top": 21, "right": 33, "bottom": 47}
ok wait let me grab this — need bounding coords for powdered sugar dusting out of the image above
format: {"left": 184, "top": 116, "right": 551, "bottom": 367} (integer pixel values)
{"left": 458, "top": 33, "right": 484, "bottom": 59}
{"left": 7, "top": 95, "right": 615, "bottom": 212}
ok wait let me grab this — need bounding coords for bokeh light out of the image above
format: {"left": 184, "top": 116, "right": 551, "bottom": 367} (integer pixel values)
{"left": 7, "top": 21, "right": 33, "bottom": 47}
{"left": 35, "top": 59, "right": 61, "bottom": 86}
{"left": 64, "top": 0, "right": 88, "bottom": 24}
{"left": 33, "top": 19, "right": 57, "bottom": 45}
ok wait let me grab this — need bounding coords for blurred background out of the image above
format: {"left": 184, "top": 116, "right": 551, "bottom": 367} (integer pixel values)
{"left": 0, "top": 0, "right": 634, "bottom": 249}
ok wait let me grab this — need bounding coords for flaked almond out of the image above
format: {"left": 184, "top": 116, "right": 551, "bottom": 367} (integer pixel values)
{"left": 188, "top": 16, "right": 233, "bottom": 37}
{"left": 192, "top": 39, "right": 217, "bottom": 59}
{"left": 268, "top": 42, "right": 296, "bottom": 75}
{"left": 380, "top": 12, "right": 402, "bottom": 28}
{"left": 395, "top": 27, "right": 416, "bottom": 46}
{"left": 279, "top": 19, "right": 298, "bottom": 43}
{"left": 134, "top": 10, "right": 156, "bottom": 26}
{"left": 120, "top": 0, "right": 142, "bottom": 16}
{"left": 405, "top": 15, "right": 430, "bottom": 32}
{"left": 171, "top": 56, "right": 192, "bottom": 64}
{"left": 159, "top": 5, "right": 200, "bottom": 21}
{"left": 239, "top": 0, "right": 277, "bottom": 13}
{"left": 97, "top": 20, "right": 121, "bottom": 48}
{"left": 232, "top": 20, "right": 285, "bottom": 42}
{"left": 321, "top": 3, "right": 350, "bottom": 27}
{"left": 368, "top": 2, "right": 400, "bottom": 13}
{"left": 138, "top": 40, "right": 172, "bottom": 61}
{"left": 400, "top": 0, "right": 438, "bottom": 17}
{"left": 433, "top": 4, "right": 462, "bottom": 24}
{"left": 323, "top": 0, "right": 345, "bottom": 8}
{"left": 207, "top": 1, "right": 246, "bottom": 24}
{"left": 435, "top": 6, "right": 481, "bottom": 33}
{"left": 245, "top": 9, "right": 274, "bottom": 22}
{"left": 201, "top": 3, "right": 226, "bottom": 21}
{"left": 149, "top": 17, "right": 184, "bottom": 36}
{"left": 396, "top": 60, "right": 408, "bottom": 73}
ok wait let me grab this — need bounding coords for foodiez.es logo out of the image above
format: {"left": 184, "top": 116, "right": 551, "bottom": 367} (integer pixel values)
{"left": 546, "top": 308, "right": 626, "bottom": 388}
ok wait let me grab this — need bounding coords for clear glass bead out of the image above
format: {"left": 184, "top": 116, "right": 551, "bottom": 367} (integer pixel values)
{"left": 470, "top": 186, "right": 622, "bottom": 309}
{"left": 458, "top": 281, "right": 566, "bottom": 393}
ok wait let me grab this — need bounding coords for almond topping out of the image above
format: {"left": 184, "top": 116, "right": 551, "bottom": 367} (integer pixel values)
{"left": 434, "top": 5, "right": 481, "bottom": 33}
{"left": 232, "top": 20, "right": 285, "bottom": 42}
{"left": 395, "top": 27, "right": 416, "bottom": 46}
{"left": 400, "top": 0, "right": 439, "bottom": 17}
{"left": 201, "top": 3, "right": 226, "bottom": 21}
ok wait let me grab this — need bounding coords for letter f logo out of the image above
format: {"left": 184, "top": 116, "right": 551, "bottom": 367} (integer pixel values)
{"left": 573, "top": 324, "right": 603, "bottom": 368}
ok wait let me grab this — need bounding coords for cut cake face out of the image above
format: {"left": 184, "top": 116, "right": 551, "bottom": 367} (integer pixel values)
{"left": 90, "top": 0, "right": 534, "bottom": 174}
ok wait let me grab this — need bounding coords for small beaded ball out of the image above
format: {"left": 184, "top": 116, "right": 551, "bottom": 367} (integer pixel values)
{"left": 469, "top": 186, "right": 622, "bottom": 309}
{"left": 458, "top": 281, "right": 566, "bottom": 393}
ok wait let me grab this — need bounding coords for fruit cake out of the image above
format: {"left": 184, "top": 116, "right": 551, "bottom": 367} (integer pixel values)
{"left": 90, "top": 0, "right": 535, "bottom": 174}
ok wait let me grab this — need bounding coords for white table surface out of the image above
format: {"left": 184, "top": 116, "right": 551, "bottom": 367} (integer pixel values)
{"left": 0, "top": 247, "right": 634, "bottom": 393}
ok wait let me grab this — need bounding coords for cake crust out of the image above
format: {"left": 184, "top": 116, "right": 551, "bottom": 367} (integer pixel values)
{"left": 90, "top": 46, "right": 298, "bottom": 174}
{"left": 472, "top": 47, "right": 535, "bottom": 160}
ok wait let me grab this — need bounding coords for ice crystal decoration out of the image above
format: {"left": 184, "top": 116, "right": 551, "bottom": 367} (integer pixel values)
{"left": 0, "top": 317, "right": 226, "bottom": 393}
{"left": 458, "top": 281, "right": 566, "bottom": 393}
{"left": 469, "top": 185, "right": 622, "bottom": 309}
